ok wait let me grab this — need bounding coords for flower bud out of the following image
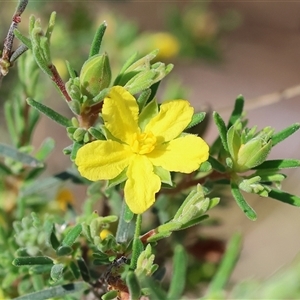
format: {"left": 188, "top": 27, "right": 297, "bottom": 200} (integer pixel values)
{"left": 234, "top": 129, "right": 273, "bottom": 172}
{"left": 79, "top": 53, "right": 111, "bottom": 99}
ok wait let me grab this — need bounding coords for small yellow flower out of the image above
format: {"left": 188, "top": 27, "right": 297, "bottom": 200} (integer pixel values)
{"left": 75, "top": 86, "right": 209, "bottom": 214}
{"left": 100, "top": 228, "right": 112, "bottom": 240}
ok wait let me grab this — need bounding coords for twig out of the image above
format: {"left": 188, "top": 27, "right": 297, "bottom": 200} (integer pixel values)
{"left": 219, "top": 84, "right": 300, "bottom": 114}
{"left": 0, "top": 0, "right": 29, "bottom": 83}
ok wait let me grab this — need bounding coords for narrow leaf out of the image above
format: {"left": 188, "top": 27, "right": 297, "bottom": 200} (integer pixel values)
{"left": 186, "top": 112, "right": 206, "bottom": 130}
{"left": 56, "top": 246, "right": 73, "bottom": 256}
{"left": 13, "top": 256, "right": 53, "bottom": 266}
{"left": 213, "top": 112, "right": 229, "bottom": 152}
{"left": 126, "top": 272, "right": 141, "bottom": 300}
{"left": 268, "top": 188, "right": 300, "bottom": 206}
{"left": 228, "top": 95, "right": 244, "bottom": 127}
{"left": 0, "top": 143, "right": 43, "bottom": 167}
{"left": 208, "top": 156, "right": 226, "bottom": 173}
{"left": 272, "top": 123, "right": 300, "bottom": 146}
{"left": 29, "top": 264, "right": 53, "bottom": 275}
{"left": 140, "top": 275, "right": 167, "bottom": 300}
{"left": 89, "top": 21, "right": 107, "bottom": 57}
{"left": 77, "top": 257, "right": 91, "bottom": 282}
{"left": 44, "top": 221, "right": 60, "bottom": 250}
{"left": 35, "top": 138, "right": 55, "bottom": 161}
{"left": 231, "top": 181, "right": 257, "bottom": 221}
{"left": 4, "top": 101, "right": 18, "bottom": 145}
{"left": 13, "top": 282, "right": 88, "bottom": 300}
{"left": 253, "top": 159, "right": 300, "bottom": 170}
{"left": 61, "top": 223, "right": 82, "bottom": 247}
{"left": 167, "top": 245, "right": 187, "bottom": 300}
{"left": 206, "top": 233, "right": 242, "bottom": 296}
{"left": 27, "top": 98, "right": 71, "bottom": 127}
{"left": 14, "top": 29, "right": 32, "bottom": 49}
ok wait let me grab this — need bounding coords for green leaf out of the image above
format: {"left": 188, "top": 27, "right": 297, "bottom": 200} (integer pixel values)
{"left": 35, "top": 138, "right": 55, "bottom": 161}
{"left": 186, "top": 112, "right": 206, "bottom": 129}
{"left": 213, "top": 112, "right": 229, "bottom": 152}
{"left": 13, "top": 282, "right": 88, "bottom": 300}
{"left": 27, "top": 98, "right": 71, "bottom": 127}
{"left": 268, "top": 188, "right": 300, "bottom": 206}
{"left": 102, "top": 290, "right": 119, "bottom": 300}
{"left": 4, "top": 101, "right": 18, "bottom": 145}
{"left": 178, "top": 215, "right": 209, "bottom": 230}
{"left": 88, "top": 127, "right": 106, "bottom": 140}
{"left": 51, "top": 263, "right": 64, "bottom": 282}
{"left": 14, "top": 29, "right": 32, "bottom": 49}
{"left": 253, "top": 159, "right": 300, "bottom": 170}
{"left": 140, "top": 275, "right": 167, "bottom": 300}
{"left": 44, "top": 221, "right": 60, "bottom": 250}
{"left": 20, "top": 176, "right": 61, "bottom": 197}
{"left": 0, "top": 143, "right": 43, "bottom": 167}
{"left": 205, "top": 233, "right": 242, "bottom": 297}
{"left": 137, "top": 88, "right": 151, "bottom": 111}
{"left": 116, "top": 201, "right": 134, "bottom": 243}
{"left": 77, "top": 257, "right": 91, "bottom": 282}
{"left": 124, "top": 201, "right": 135, "bottom": 223}
{"left": 56, "top": 245, "right": 73, "bottom": 256}
{"left": 61, "top": 223, "right": 82, "bottom": 247}
{"left": 13, "top": 256, "right": 53, "bottom": 266}
{"left": 71, "top": 142, "right": 82, "bottom": 161}
{"left": 230, "top": 181, "right": 257, "bottom": 221}
{"left": 65, "top": 60, "right": 77, "bottom": 79}
{"left": 29, "top": 264, "right": 53, "bottom": 275}
{"left": 228, "top": 95, "right": 244, "bottom": 127}
{"left": 126, "top": 272, "right": 141, "bottom": 300}
{"left": 138, "top": 98, "right": 158, "bottom": 131}
{"left": 199, "top": 161, "right": 212, "bottom": 172}
{"left": 89, "top": 21, "right": 107, "bottom": 57}
{"left": 208, "top": 156, "right": 226, "bottom": 173}
{"left": 130, "top": 239, "right": 144, "bottom": 270}
{"left": 167, "top": 245, "right": 187, "bottom": 300}
{"left": 153, "top": 166, "right": 172, "bottom": 186}
{"left": 107, "top": 168, "right": 127, "bottom": 189}
{"left": 272, "top": 123, "right": 300, "bottom": 146}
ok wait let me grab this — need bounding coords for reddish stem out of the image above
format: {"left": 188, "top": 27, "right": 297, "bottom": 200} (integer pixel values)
{"left": 49, "top": 64, "right": 72, "bottom": 102}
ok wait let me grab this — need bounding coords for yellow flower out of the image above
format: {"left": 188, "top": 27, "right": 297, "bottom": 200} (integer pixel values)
{"left": 56, "top": 188, "right": 75, "bottom": 211}
{"left": 75, "top": 86, "right": 209, "bottom": 214}
{"left": 100, "top": 228, "right": 112, "bottom": 240}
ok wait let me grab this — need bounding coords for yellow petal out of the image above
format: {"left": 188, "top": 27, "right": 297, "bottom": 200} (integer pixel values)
{"left": 75, "top": 140, "right": 133, "bottom": 180}
{"left": 145, "top": 100, "right": 193, "bottom": 142}
{"left": 125, "top": 155, "right": 161, "bottom": 214}
{"left": 147, "top": 134, "right": 209, "bottom": 173}
{"left": 102, "top": 86, "right": 140, "bottom": 143}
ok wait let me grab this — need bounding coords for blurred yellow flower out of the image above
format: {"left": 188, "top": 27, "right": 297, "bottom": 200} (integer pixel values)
{"left": 75, "top": 86, "right": 209, "bottom": 214}
{"left": 150, "top": 32, "right": 180, "bottom": 60}
{"left": 56, "top": 188, "right": 75, "bottom": 211}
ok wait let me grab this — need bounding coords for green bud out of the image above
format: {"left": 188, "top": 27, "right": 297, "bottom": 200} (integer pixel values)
{"left": 79, "top": 53, "right": 111, "bottom": 99}
{"left": 235, "top": 136, "right": 273, "bottom": 172}
{"left": 71, "top": 117, "right": 79, "bottom": 127}
{"left": 68, "top": 99, "right": 81, "bottom": 115}
{"left": 73, "top": 128, "right": 86, "bottom": 142}
{"left": 227, "top": 122, "right": 242, "bottom": 161}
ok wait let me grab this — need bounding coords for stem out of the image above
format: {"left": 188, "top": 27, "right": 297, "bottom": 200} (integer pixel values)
{"left": 49, "top": 64, "right": 72, "bottom": 102}
{"left": 130, "top": 214, "right": 142, "bottom": 269}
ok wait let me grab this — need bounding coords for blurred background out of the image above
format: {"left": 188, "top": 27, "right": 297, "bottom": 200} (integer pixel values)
{"left": 1, "top": 0, "right": 300, "bottom": 290}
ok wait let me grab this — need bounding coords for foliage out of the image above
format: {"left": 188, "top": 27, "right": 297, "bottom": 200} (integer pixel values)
{"left": 0, "top": 1, "right": 300, "bottom": 299}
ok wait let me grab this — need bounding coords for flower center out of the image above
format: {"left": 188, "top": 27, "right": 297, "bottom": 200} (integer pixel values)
{"left": 130, "top": 131, "right": 157, "bottom": 154}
